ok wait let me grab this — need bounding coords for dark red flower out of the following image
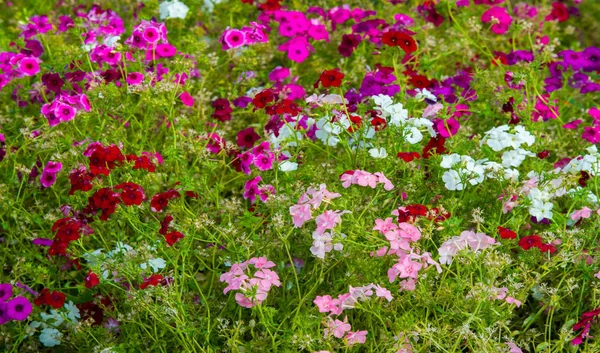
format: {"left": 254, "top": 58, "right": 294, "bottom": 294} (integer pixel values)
{"left": 422, "top": 136, "right": 447, "bottom": 159}
{"left": 159, "top": 215, "right": 173, "bottom": 235}
{"left": 165, "top": 231, "right": 184, "bottom": 246}
{"left": 397, "top": 152, "right": 420, "bottom": 162}
{"left": 518, "top": 235, "right": 543, "bottom": 250}
{"left": 77, "top": 302, "right": 104, "bottom": 326}
{"left": 338, "top": 34, "right": 361, "bottom": 57}
{"left": 382, "top": 31, "right": 417, "bottom": 53}
{"left": 140, "top": 274, "right": 163, "bottom": 289}
{"left": 406, "top": 204, "right": 428, "bottom": 217}
{"left": 237, "top": 127, "right": 261, "bottom": 149}
{"left": 536, "top": 150, "right": 550, "bottom": 159}
{"left": 347, "top": 115, "right": 362, "bottom": 133}
{"left": 370, "top": 116, "right": 387, "bottom": 131}
{"left": 42, "top": 73, "right": 64, "bottom": 93}
{"left": 211, "top": 98, "right": 232, "bottom": 121}
{"left": 115, "top": 182, "right": 145, "bottom": 206}
{"left": 539, "top": 243, "right": 557, "bottom": 254}
{"left": 85, "top": 271, "right": 100, "bottom": 289}
{"left": 127, "top": 154, "right": 156, "bottom": 172}
{"left": 546, "top": 2, "right": 569, "bottom": 22}
{"left": 274, "top": 99, "right": 301, "bottom": 116}
{"left": 252, "top": 89, "right": 275, "bottom": 110}
{"left": 68, "top": 166, "right": 94, "bottom": 195}
{"left": 497, "top": 226, "right": 517, "bottom": 239}
{"left": 410, "top": 74, "right": 431, "bottom": 89}
{"left": 314, "top": 69, "right": 344, "bottom": 88}
{"left": 150, "top": 189, "right": 181, "bottom": 212}
{"left": 572, "top": 308, "right": 600, "bottom": 345}
{"left": 45, "top": 290, "right": 66, "bottom": 309}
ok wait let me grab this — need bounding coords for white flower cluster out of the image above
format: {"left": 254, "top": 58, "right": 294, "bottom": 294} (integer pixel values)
{"left": 480, "top": 125, "right": 536, "bottom": 168}
{"left": 561, "top": 145, "right": 600, "bottom": 176}
{"left": 29, "top": 301, "right": 80, "bottom": 347}
{"left": 159, "top": 0, "right": 190, "bottom": 20}
{"left": 440, "top": 154, "right": 519, "bottom": 191}
{"left": 373, "top": 94, "right": 436, "bottom": 144}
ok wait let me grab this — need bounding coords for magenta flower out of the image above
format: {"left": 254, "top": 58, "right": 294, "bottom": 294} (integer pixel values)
{"left": 40, "top": 171, "right": 57, "bottom": 188}
{"left": 180, "top": 91, "right": 194, "bottom": 107}
{"left": 43, "top": 161, "right": 62, "bottom": 174}
{"left": 143, "top": 27, "right": 160, "bottom": 43}
{"left": 0, "top": 283, "right": 12, "bottom": 301}
{"left": 434, "top": 117, "right": 460, "bottom": 138}
{"left": 18, "top": 56, "right": 40, "bottom": 76}
{"left": 254, "top": 153, "right": 274, "bottom": 171}
{"left": 221, "top": 29, "right": 246, "bottom": 50}
{"left": 481, "top": 7, "right": 513, "bottom": 34}
{"left": 156, "top": 43, "right": 177, "bottom": 58}
{"left": 6, "top": 296, "right": 32, "bottom": 321}
{"left": 55, "top": 103, "right": 76, "bottom": 122}
{"left": 0, "top": 302, "right": 9, "bottom": 325}
{"left": 126, "top": 72, "right": 144, "bottom": 85}
{"left": 236, "top": 127, "right": 261, "bottom": 149}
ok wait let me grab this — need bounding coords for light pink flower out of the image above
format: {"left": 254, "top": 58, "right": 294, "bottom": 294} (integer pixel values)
{"left": 346, "top": 330, "right": 367, "bottom": 346}
{"left": 325, "top": 318, "right": 351, "bottom": 339}
{"left": 506, "top": 342, "right": 523, "bottom": 353}
{"left": 290, "top": 204, "right": 312, "bottom": 228}
{"left": 373, "top": 218, "right": 398, "bottom": 235}
{"left": 374, "top": 285, "right": 393, "bottom": 301}
{"left": 571, "top": 207, "right": 592, "bottom": 221}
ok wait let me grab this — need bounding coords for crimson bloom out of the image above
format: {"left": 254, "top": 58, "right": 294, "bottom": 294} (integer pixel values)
{"left": 140, "top": 274, "right": 163, "bottom": 289}
{"left": 518, "top": 235, "right": 543, "bottom": 250}
{"left": 497, "top": 226, "right": 517, "bottom": 239}
{"left": 314, "top": 69, "right": 344, "bottom": 88}
{"left": 212, "top": 98, "right": 232, "bottom": 121}
{"left": 34, "top": 289, "right": 66, "bottom": 309}
{"left": 85, "top": 271, "right": 100, "bottom": 289}
{"left": 165, "top": 231, "right": 184, "bottom": 246}
{"left": 397, "top": 152, "right": 420, "bottom": 162}
{"left": 382, "top": 31, "right": 417, "bottom": 53}
{"left": 150, "top": 189, "right": 181, "bottom": 212}
{"left": 237, "top": 127, "right": 261, "bottom": 149}
{"left": 115, "top": 182, "right": 145, "bottom": 206}
{"left": 252, "top": 89, "right": 275, "bottom": 110}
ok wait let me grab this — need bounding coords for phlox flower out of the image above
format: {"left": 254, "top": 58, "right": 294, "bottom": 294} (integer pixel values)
{"left": 324, "top": 317, "right": 351, "bottom": 339}
{"left": 481, "top": 7, "right": 513, "bottom": 34}
{"left": 373, "top": 218, "right": 398, "bottom": 235}
{"left": 159, "top": 0, "right": 189, "bottom": 20}
{"left": 345, "top": 330, "right": 368, "bottom": 346}
{"left": 374, "top": 285, "right": 393, "bottom": 301}
{"left": 571, "top": 207, "right": 592, "bottom": 221}
{"left": 315, "top": 210, "right": 346, "bottom": 235}
{"left": 313, "top": 295, "right": 341, "bottom": 314}
{"left": 180, "top": 91, "right": 194, "bottom": 107}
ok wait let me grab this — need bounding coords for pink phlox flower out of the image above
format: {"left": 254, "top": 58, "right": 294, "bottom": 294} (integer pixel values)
{"left": 248, "top": 256, "right": 276, "bottom": 269}
{"left": 374, "top": 285, "right": 393, "bottom": 301}
{"left": 505, "top": 296, "right": 521, "bottom": 307}
{"left": 373, "top": 218, "right": 398, "bottom": 235}
{"left": 290, "top": 203, "right": 312, "bottom": 228}
{"left": 374, "top": 172, "right": 394, "bottom": 190}
{"left": 235, "top": 292, "right": 254, "bottom": 308}
{"left": 315, "top": 210, "right": 348, "bottom": 235}
{"left": 506, "top": 342, "right": 523, "bottom": 353}
{"left": 397, "top": 223, "right": 421, "bottom": 242}
{"left": 481, "top": 6, "right": 513, "bottom": 34}
{"left": 397, "top": 256, "right": 423, "bottom": 279}
{"left": 313, "top": 295, "right": 340, "bottom": 314}
{"left": 354, "top": 170, "right": 378, "bottom": 188}
{"left": 254, "top": 269, "right": 281, "bottom": 290}
{"left": 571, "top": 207, "right": 592, "bottom": 221}
{"left": 325, "top": 317, "right": 352, "bottom": 339}
{"left": 423, "top": 103, "right": 444, "bottom": 118}
{"left": 385, "top": 229, "right": 411, "bottom": 251}
{"left": 399, "top": 278, "right": 417, "bottom": 291}
{"left": 418, "top": 252, "right": 443, "bottom": 273}
{"left": 461, "top": 230, "right": 497, "bottom": 251}
{"left": 345, "top": 330, "right": 368, "bottom": 346}
{"left": 310, "top": 231, "right": 333, "bottom": 259}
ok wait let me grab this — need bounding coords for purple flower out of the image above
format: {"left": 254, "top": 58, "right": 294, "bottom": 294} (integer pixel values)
{"left": 0, "top": 283, "right": 12, "bottom": 301}
{"left": 44, "top": 161, "right": 63, "bottom": 174}
{"left": 40, "top": 171, "right": 57, "bottom": 188}
{"left": 6, "top": 296, "right": 32, "bottom": 321}
{"left": 0, "top": 302, "right": 10, "bottom": 325}
{"left": 126, "top": 72, "right": 144, "bottom": 85}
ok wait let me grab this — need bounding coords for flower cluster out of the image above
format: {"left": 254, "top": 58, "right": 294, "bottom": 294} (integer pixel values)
{"left": 219, "top": 22, "right": 268, "bottom": 50}
{"left": 438, "top": 230, "right": 497, "bottom": 265}
{"left": 340, "top": 170, "right": 394, "bottom": 190}
{"left": 220, "top": 257, "right": 281, "bottom": 308}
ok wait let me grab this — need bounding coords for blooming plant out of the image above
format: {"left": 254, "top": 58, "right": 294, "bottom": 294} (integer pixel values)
{"left": 0, "top": 0, "right": 599, "bottom": 352}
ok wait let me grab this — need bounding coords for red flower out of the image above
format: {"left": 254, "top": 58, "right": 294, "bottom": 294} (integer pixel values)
{"left": 68, "top": 166, "right": 94, "bottom": 195}
{"left": 140, "top": 274, "right": 163, "bottom": 289}
{"left": 252, "top": 89, "right": 275, "bottom": 109}
{"left": 347, "top": 115, "right": 362, "bottom": 132}
{"left": 572, "top": 307, "right": 600, "bottom": 345}
{"left": 546, "top": 2, "right": 569, "bottom": 22}
{"left": 497, "top": 226, "right": 517, "bottom": 239}
{"left": 85, "top": 271, "right": 100, "bottom": 289}
{"left": 36, "top": 290, "right": 66, "bottom": 309}
{"left": 165, "top": 231, "right": 184, "bottom": 246}
{"left": 407, "top": 204, "right": 428, "bottom": 217}
{"left": 150, "top": 189, "right": 181, "bottom": 212}
{"left": 88, "top": 144, "right": 125, "bottom": 176}
{"left": 159, "top": 215, "right": 173, "bottom": 235}
{"left": 115, "top": 182, "right": 145, "bottom": 206}
{"left": 422, "top": 136, "right": 447, "bottom": 159}
{"left": 518, "top": 235, "right": 543, "bottom": 250}
{"left": 211, "top": 98, "right": 232, "bottom": 121}
{"left": 382, "top": 31, "right": 417, "bottom": 53}
{"left": 536, "top": 150, "right": 550, "bottom": 159}
{"left": 77, "top": 302, "right": 104, "bottom": 326}
{"left": 397, "top": 152, "right": 420, "bottom": 162}
{"left": 236, "top": 127, "right": 261, "bottom": 149}
{"left": 370, "top": 116, "right": 387, "bottom": 131}
{"left": 410, "top": 74, "right": 431, "bottom": 89}
{"left": 127, "top": 154, "right": 156, "bottom": 172}
{"left": 314, "top": 69, "right": 344, "bottom": 88}
{"left": 539, "top": 243, "right": 557, "bottom": 254}
{"left": 274, "top": 99, "right": 301, "bottom": 116}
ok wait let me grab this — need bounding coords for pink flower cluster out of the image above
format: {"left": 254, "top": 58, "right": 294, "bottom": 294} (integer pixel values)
{"left": 438, "top": 230, "right": 497, "bottom": 265}
{"left": 314, "top": 283, "right": 393, "bottom": 316}
{"left": 219, "top": 22, "right": 269, "bottom": 50}
{"left": 582, "top": 107, "right": 600, "bottom": 143}
{"left": 0, "top": 53, "right": 41, "bottom": 90}
{"left": 289, "top": 184, "right": 341, "bottom": 228}
{"left": 481, "top": 6, "right": 513, "bottom": 35}
{"left": 41, "top": 93, "right": 91, "bottom": 127}
{"left": 242, "top": 176, "right": 275, "bottom": 203}
{"left": 323, "top": 316, "right": 367, "bottom": 346}
{"left": 238, "top": 142, "right": 276, "bottom": 174}
{"left": 40, "top": 161, "right": 63, "bottom": 188}
{"left": 219, "top": 257, "right": 281, "bottom": 308}
{"left": 340, "top": 170, "right": 394, "bottom": 190}
{"left": 125, "top": 20, "right": 177, "bottom": 60}
{"left": 273, "top": 10, "right": 329, "bottom": 63}
{"left": 371, "top": 216, "right": 441, "bottom": 290}
{"left": 78, "top": 5, "right": 125, "bottom": 48}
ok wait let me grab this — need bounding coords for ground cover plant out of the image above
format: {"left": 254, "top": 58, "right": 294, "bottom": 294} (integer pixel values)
{"left": 0, "top": 0, "right": 599, "bottom": 352}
